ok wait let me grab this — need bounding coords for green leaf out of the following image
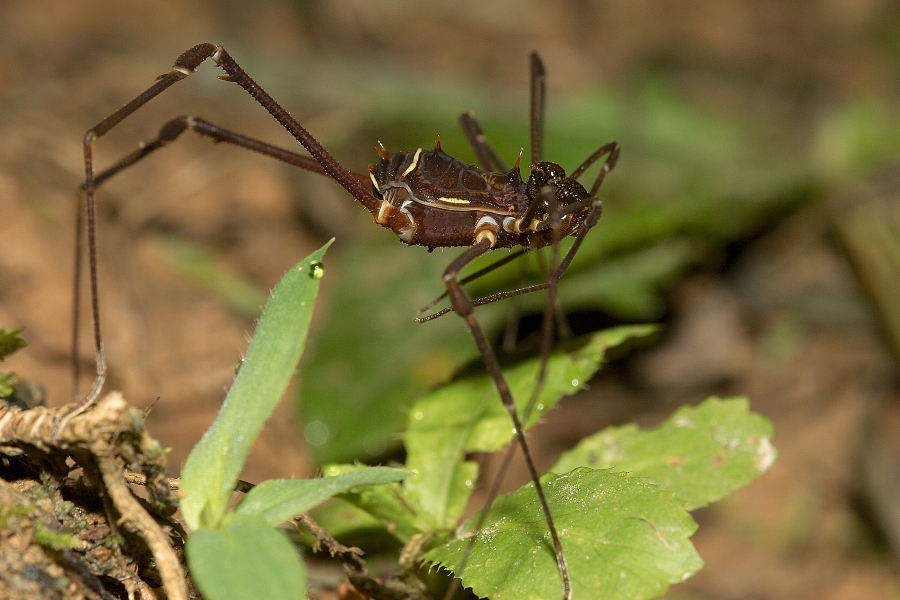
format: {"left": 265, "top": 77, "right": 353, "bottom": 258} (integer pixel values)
{"left": 325, "top": 463, "right": 424, "bottom": 543}
{"left": 235, "top": 466, "right": 409, "bottom": 526}
{"left": 425, "top": 468, "right": 702, "bottom": 600}
{"left": 552, "top": 396, "right": 777, "bottom": 510}
{"left": 180, "top": 241, "right": 332, "bottom": 530}
{"left": 187, "top": 513, "right": 306, "bottom": 600}
{"left": 403, "top": 325, "right": 658, "bottom": 531}
{"left": 0, "top": 328, "right": 27, "bottom": 361}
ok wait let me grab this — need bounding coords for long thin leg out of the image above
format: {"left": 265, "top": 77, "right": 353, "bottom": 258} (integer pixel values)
{"left": 510, "top": 53, "right": 548, "bottom": 234}
{"left": 72, "top": 43, "right": 381, "bottom": 411}
{"left": 442, "top": 239, "right": 571, "bottom": 600}
{"left": 527, "top": 186, "right": 565, "bottom": 417}
{"left": 415, "top": 249, "right": 529, "bottom": 318}
{"left": 415, "top": 280, "right": 549, "bottom": 322}
{"left": 70, "top": 117, "right": 370, "bottom": 386}
{"left": 72, "top": 189, "right": 85, "bottom": 400}
{"left": 480, "top": 141, "right": 617, "bottom": 600}
{"left": 549, "top": 142, "right": 619, "bottom": 282}
{"left": 73, "top": 46, "right": 222, "bottom": 411}
{"left": 529, "top": 52, "right": 545, "bottom": 168}
{"left": 458, "top": 112, "right": 508, "bottom": 172}
{"left": 88, "top": 115, "right": 369, "bottom": 192}
{"left": 570, "top": 141, "right": 621, "bottom": 195}
{"left": 211, "top": 46, "right": 377, "bottom": 211}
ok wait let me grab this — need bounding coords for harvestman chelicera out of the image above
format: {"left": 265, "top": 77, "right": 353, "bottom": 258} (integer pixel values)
{"left": 71, "top": 44, "right": 618, "bottom": 600}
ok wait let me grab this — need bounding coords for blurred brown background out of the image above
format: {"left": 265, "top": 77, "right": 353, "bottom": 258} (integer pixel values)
{"left": 2, "top": 1, "right": 900, "bottom": 598}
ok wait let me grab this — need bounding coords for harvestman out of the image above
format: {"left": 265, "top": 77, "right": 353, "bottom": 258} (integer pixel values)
{"left": 72, "top": 44, "right": 619, "bottom": 600}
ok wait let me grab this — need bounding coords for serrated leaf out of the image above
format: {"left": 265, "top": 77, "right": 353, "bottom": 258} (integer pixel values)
{"left": 425, "top": 468, "right": 702, "bottom": 600}
{"left": 235, "top": 466, "right": 409, "bottom": 526}
{"left": 403, "top": 325, "right": 658, "bottom": 531}
{"left": 187, "top": 513, "right": 306, "bottom": 600}
{"left": 552, "top": 396, "right": 777, "bottom": 510}
{"left": 180, "top": 241, "right": 332, "bottom": 530}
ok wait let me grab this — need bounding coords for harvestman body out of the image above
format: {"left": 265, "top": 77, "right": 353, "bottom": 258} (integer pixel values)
{"left": 73, "top": 44, "right": 619, "bottom": 600}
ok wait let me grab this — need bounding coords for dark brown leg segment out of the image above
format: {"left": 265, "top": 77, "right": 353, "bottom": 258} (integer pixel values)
{"left": 441, "top": 239, "right": 571, "bottom": 600}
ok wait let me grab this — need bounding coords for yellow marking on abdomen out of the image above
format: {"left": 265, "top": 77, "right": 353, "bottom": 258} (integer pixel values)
{"left": 400, "top": 148, "right": 423, "bottom": 178}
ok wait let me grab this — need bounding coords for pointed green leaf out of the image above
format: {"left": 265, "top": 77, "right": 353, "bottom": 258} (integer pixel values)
{"left": 235, "top": 466, "right": 409, "bottom": 526}
{"left": 187, "top": 514, "right": 306, "bottom": 600}
{"left": 425, "top": 468, "right": 702, "bottom": 600}
{"left": 180, "top": 241, "right": 332, "bottom": 530}
{"left": 552, "top": 396, "right": 777, "bottom": 510}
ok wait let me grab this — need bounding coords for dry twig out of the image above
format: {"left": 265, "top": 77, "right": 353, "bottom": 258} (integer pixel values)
{"left": 0, "top": 392, "right": 187, "bottom": 600}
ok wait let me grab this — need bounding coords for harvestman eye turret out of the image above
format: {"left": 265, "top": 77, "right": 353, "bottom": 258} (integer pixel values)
{"left": 72, "top": 44, "right": 619, "bottom": 600}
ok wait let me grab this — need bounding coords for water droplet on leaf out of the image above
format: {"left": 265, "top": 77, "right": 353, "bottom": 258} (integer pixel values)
{"left": 308, "top": 260, "right": 325, "bottom": 279}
